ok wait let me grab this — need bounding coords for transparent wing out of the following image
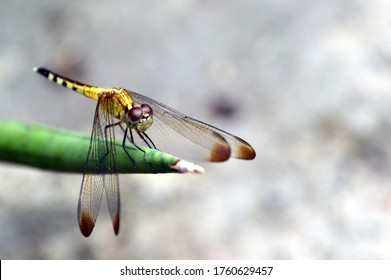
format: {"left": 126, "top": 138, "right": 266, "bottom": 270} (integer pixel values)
{"left": 77, "top": 95, "right": 120, "bottom": 237}
{"left": 127, "top": 90, "right": 256, "bottom": 162}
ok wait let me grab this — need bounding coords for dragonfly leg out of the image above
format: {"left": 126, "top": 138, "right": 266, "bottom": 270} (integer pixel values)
{"left": 136, "top": 131, "right": 159, "bottom": 173}
{"left": 119, "top": 124, "right": 146, "bottom": 154}
{"left": 118, "top": 124, "right": 149, "bottom": 171}
{"left": 137, "top": 131, "right": 157, "bottom": 150}
{"left": 121, "top": 127, "right": 137, "bottom": 170}
{"left": 118, "top": 124, "right": 159, "bottom": 172}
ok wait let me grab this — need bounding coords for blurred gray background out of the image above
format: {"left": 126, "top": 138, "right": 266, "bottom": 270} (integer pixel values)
{"left": 2, "top": 0, "right": 391, "bottom": 259}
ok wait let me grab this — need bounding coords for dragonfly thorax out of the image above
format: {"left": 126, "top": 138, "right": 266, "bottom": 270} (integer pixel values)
{"left": 125, "top": 104, "right": 153, "bottom": 132}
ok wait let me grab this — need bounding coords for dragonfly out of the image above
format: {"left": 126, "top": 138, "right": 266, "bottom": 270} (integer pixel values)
{"left": 34, "top": 66, "right": 256, "bottom": 237}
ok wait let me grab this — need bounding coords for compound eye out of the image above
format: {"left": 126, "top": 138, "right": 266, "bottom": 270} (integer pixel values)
{"left": 141, "top": 104, "right": 153, "bottom": 116}
{"left": 127, "top": 107, "right": 143, "bottom": 122}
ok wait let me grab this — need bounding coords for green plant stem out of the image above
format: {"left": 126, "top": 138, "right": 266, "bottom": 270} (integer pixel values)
{"left": 0, "top": 120, "right": 181, "bottom": 174}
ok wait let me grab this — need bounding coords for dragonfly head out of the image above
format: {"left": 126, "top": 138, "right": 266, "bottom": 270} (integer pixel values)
{"left": 126, "top": 104, "right": 153, "bottom": 132}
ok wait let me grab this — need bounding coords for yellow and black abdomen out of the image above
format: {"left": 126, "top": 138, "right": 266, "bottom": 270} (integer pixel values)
{"left": 33, "top": 67, "right": 102, "bottom": 101}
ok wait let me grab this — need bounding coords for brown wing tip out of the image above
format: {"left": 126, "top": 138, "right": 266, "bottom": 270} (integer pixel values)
{"left": 112, "top": 212, "right": 120, "bottom": 235}
{"left": 207, "top": 132, "right": 231, "bottom": 161}
{"left": 209, "top": 132, "right": 256, "bottom": 161}
{"left": 234, "top": 145, "right": 256, "bottom": 160}
{"left": 79, "top": 212, "right": 95, "bottom": 237}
